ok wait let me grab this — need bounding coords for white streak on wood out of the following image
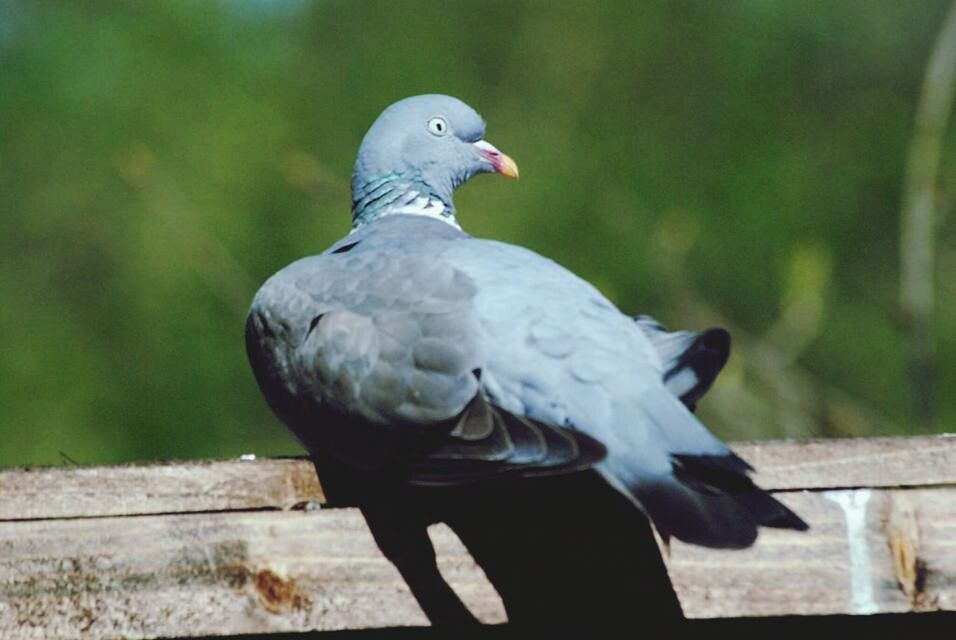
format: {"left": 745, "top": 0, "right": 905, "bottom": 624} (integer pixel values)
{"left": 826, "top": 489, "right": 879, "bottom": 614}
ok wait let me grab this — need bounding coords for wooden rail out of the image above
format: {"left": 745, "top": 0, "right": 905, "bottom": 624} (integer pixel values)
{"left": 0, "top": 435, "right": 954, "bottom": 638}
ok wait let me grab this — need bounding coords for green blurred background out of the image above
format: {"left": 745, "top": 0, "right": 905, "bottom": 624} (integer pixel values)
{"left": 2, "top": 0, "right": 955, "bottom": 469}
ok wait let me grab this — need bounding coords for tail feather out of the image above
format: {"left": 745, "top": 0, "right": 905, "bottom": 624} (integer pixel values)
{"left": 635, "top": 316, "right": 731, "bottom": 410}
{"left": 632, "top": 475, "right": 806, "bottom": 549}
{"left": 600, "top": 390, "right": 808, "bottom": 549}
{"left": 616, "top": 456, "right": 807, "bottom": 549}
{"left": 671, "top": 452, "right": 808, "bottom": 532}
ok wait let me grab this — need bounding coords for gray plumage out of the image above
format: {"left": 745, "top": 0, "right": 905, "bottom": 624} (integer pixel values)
{"left": 246, "top": 94, "right": 807, "bottom": 548}
{"left": 636, "top": 316, "right": 731, "bottom": 411}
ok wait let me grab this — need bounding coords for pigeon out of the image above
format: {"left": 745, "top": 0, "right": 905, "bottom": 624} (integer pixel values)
{"left": 246, "top": 94, "right": 807, "bottom": 548}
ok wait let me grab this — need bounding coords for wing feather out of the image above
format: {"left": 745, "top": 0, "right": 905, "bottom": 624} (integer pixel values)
{"left": 246, "top": 219, "right": 605, "bottom": 480}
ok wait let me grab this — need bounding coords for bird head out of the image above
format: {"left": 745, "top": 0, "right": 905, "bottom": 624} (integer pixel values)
{"left": 351, "top": 95, "right": 518, "bottom": 226}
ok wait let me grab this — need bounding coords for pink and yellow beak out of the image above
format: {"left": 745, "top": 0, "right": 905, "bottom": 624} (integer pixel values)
{"left": 473, "top": 139, "right": 519, "bottom": 179}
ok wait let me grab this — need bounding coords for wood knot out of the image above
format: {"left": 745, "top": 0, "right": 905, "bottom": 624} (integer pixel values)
{"left": 254, "top": 569, "right": 312, "bottom": 614}
{"left": 885, "top": 493, "right": 938, "bottom": 611}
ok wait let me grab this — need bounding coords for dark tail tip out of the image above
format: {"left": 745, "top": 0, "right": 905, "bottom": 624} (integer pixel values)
{"left": 761, "top": 501, "right": 810, "bottom": 531}
{"left": 662, "top": 453, "right": 809, "bottom": 547}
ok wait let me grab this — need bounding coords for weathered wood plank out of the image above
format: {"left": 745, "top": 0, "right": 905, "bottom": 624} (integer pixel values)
{"left": 0, "top": 510, "right": 505, "bottom": 639}
{"left": 2, "top": 487, "right": 953, "bottom": 638}
{"left": 733, "top": 434, "right": 956, "bottom": 490}
{"left": 0, "top": 458, "right": 324, "bottom": 521}
{"left": 0, "top": 434, "right": 954, "bottom": 637}
{"left": 2, "top": 435, "right": 952, "bottom": 521}
{"left": 666, "top": 488, "right": 956, "bottom": 617}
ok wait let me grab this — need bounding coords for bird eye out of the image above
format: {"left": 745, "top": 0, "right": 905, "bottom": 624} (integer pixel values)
{"left": 427, "top": 116, "right": 449, "bottom": 136}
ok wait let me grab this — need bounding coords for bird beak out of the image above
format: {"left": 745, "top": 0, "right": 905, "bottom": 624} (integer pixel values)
{"left": 473, "top": 139, "right": 519, "bottom": 179}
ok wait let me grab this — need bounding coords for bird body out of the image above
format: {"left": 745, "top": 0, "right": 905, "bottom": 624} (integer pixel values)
{"left": 247, "top": 95, "right": 807, "bottom": 549}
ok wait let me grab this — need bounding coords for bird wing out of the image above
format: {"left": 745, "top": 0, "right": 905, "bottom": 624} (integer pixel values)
{"left": 245, "top": 216, "right": 604, "bottom": 477}
{"left": 444, "top": 237, "right": 807, "bottom": 548}
{"left": 249, "top": 216, "right": 806, "bottom": 547}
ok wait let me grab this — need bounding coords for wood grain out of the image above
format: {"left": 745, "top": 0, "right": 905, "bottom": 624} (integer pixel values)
{"left": 0, "top": 509, "right": 505, "bottom": 639}
{"left": 0, "top": 434, "right": 954, "bottom": 637}
{"left": 666, "top": 488, "right": 956, "bottom": 617}
{"left": 0, "top": 458, "right": 324, "bottom": 521}
{"left": 731, "top": 434, "right": 956, "bottom": 490}
{"left": 2, "top": 435, "right": 952, "bottom": 521}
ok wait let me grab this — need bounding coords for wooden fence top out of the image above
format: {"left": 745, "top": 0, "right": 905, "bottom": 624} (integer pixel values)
{"left": 0, "top": 434, "right": 954, "bottom": 638}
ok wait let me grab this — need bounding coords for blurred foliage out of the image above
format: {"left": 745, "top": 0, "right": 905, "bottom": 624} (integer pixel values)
{"left": 2, "top": 0, "right": 955, "bottom": 468}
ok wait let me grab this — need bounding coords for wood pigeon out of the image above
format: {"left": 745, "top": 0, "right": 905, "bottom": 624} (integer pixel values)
{"left": 246, "top": 94, "right": 807, "bottom": 548}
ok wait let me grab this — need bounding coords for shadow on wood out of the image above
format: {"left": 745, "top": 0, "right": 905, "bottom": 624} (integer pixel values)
{"left": 3, "top": 436, "right": 955, "bottom": 636}
{"left": 312, "top": 456, "right": 683, "bottom": 628}
{"left": 198, "top": 611, "right": 956, "bottom": 639}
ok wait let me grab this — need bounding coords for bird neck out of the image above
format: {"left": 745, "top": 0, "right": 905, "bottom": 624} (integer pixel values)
{"left": 351, "top": 173, "right": 459, "bottom": 230}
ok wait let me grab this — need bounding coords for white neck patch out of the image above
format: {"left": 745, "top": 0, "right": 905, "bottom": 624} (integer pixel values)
{"left": 378, "top": 191, "right": 460, "bottom": 229}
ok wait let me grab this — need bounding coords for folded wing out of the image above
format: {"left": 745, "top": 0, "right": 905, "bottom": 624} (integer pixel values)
{"left": 245, "top": 220, "right": 605, "bottom": 480}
